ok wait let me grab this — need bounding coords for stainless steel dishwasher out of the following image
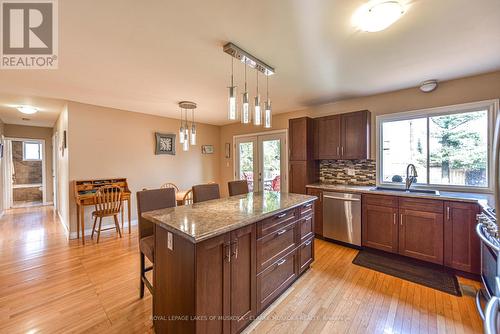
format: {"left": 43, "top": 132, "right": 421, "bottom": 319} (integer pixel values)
{"left": 323, "top": 192, "right": 361, "bottom": 247}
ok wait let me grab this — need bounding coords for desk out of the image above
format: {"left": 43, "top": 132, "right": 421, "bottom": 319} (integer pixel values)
{"left": 74, "top": 178, "right": 132, "bottom": 244}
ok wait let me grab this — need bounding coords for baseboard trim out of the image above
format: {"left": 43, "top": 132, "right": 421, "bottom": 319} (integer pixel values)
{"left": 69, "top": 219, "right": 138, "bottom": 239}
{"left": 56, "top": 209, "right": 70, "bottom": 238}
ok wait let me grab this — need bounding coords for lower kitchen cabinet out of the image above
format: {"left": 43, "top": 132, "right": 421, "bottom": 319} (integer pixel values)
{"left": 399, "top": 208, "right": 444, "bottom": 265}
{"left": 306, "top": 187, "right": 323, "bottom": 236}
{"left": 362, "top": 202, "right": 399, "bottom": 253}
{"left": 444, "top": 201, "right": 481, "bottom": 274}
{"left": 298, "top": 237, "right": 314, "bottom": 274}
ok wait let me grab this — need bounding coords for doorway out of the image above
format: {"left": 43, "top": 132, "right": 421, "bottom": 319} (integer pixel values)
{"left": 234, "top": 130, "right": 288, "bottom": 192}
{"left": 2, "top": 138, "right": 46, "bottom": 209}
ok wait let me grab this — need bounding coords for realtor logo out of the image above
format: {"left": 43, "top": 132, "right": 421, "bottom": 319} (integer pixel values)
{"left": 1, "top": 0, "right": 58, "bottom": 69}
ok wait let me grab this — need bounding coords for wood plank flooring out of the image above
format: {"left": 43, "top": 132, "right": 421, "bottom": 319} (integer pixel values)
{"left": 0, "top": 206, "right": 483, "bottom": 333}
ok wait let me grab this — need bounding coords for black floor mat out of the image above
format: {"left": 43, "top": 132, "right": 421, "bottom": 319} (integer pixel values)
{"left": 352, "top": 249, "right": 461, "bottom": 296}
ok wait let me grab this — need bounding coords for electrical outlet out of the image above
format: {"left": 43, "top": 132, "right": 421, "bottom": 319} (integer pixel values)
{"left": 167, "top": 232, "right": 173, "bottom": 250}
{"left": 346, "top": 168, "right": 356, "bottom": 176}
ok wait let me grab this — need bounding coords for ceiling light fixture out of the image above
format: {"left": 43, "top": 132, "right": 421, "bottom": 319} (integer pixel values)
{"left": 17, "top": 105, "right": 38, "bottom": 114}
{"left": 179, "top": 101, "right": 197, "bottom": 151}
{"left": 353, "top": 1, "right": 405, "bottom": 33}
{"left": 254, "top": 70, "right": 262, "bottom": 126}
{"left": 419, "top": 79, "right": 438, "bottom": 93}
{"left": 264, "top": 75, "right": 272, "bottom": 128}
{"left": 228, "top": 57, "right": 238, "bottom": 121}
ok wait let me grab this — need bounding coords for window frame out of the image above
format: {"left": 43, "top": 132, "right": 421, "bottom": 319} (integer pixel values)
{"left": 22, "top": 141, "right": 43, "bottom": 161}
{"left": 376, "top": 99, "right": 499, "bottom": 193}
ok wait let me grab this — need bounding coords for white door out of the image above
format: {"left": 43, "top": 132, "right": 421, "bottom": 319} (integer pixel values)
{"left": 234, "top": 131, "right": 287, "bottom": 192}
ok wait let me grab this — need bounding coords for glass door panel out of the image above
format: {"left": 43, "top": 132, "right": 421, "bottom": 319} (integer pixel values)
{"left": 235, "top": 136, "right": 258, "bottom": 191}
{"left": 258, "top": 133, "right": 286, "bottom": 192}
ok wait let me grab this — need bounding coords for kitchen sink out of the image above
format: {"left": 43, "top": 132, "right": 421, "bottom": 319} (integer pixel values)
{"left": 370, "top": 186, "right": 440, "bottom": 196}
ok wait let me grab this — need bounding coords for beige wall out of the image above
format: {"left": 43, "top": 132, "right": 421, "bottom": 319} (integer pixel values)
{"left": 54, "top": 106, "right": 69, "bottom": 231}
{"left": 3, "top": 124, "right": 54, "bottom": 203}
{"left": 219, "top": 70, "right": 500, "bottom": 196}
{"left": 0, "top": 118, "right": 4, "bottom": 215}
{"left": 67, "top": 101, "right": 220, "bottom": 236}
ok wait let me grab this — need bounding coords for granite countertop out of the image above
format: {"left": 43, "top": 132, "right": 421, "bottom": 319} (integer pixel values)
{"left": 142, "top": 191, "right": 317, "bottom": 243}
{"left": 306, "top": 183, "right": 494, "bottom": 209}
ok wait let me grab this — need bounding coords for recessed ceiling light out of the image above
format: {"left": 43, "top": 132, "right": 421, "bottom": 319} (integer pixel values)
{"left": 420, "top": 80, "right": 438, "bottom": 93}
{"left": 17, "top": 105, "right": 38, "bottom": 114}
{"left": 353, "top": 1, "right": 406, "bottom": 33}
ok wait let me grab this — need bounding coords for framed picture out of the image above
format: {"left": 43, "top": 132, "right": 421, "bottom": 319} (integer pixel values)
{"left": 225, "top": 143, "right": 231, "bottom": 159}
{"left": 155, "top": 133, "right": 176, "bottom": 155}
{"left": 202, "top": 145, "right": 214, "bottom": 154}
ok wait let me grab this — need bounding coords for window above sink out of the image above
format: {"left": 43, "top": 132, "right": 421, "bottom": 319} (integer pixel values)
{"left": 376, "top": 99, "right": 498, "bottom": 192}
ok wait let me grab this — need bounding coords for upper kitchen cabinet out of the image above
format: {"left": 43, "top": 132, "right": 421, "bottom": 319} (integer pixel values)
{"left": 314, "top": 110, "right": 371, "bottom": 160}
{"left": 288, "top": 117, "right": 318, "bottom": 194}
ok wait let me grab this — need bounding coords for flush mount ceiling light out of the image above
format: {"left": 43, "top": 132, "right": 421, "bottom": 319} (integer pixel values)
{"left": 17, "top": 105, "right": 38, "bottom": 114}
{"left": 353, "top": 1, "right": 405, "bottom": 32}
{"left": 419, "top": 79, "right": 439, "bottom": 93}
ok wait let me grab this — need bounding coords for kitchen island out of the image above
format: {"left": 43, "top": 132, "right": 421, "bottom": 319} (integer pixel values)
{"left": 142, "top": 191, "right": 317, "bottom": 334}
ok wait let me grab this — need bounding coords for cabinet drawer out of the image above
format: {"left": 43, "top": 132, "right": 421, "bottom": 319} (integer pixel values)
{"left": 299, "top": 238, "right": 314, "bottom": 274}
{"left": 257, "top": 221, "right": 297, "bottom": 273}
{"left": 299, "top": 215, "right": 314, "bottom": 242}
{"left": 256, "top": 250, "right": 298, "bottom": 313}
{"left": 399, "top": 197, "right": 443, "bottom": 213}
{"left": 257, "top": 208, "right": 297, "bottom": 238}
{"left": 362, "top": 194, "right": 398, "bottom": 207}
{"left": 299, "top": 201, "right": 314, "bottom": 218}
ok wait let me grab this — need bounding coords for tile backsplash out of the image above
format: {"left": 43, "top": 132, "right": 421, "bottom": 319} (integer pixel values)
{"left": 320, "top": 160, "right": 376, "bottom": 185}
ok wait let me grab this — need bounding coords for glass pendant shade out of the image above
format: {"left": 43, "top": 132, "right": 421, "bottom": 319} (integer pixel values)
{"left": 179, "top": 124, "right": 185, "bottom": 144}
{"left": 241, "top": 92, "right": 251, "bottom": 124}
{"left": 253, "top": 95, "right": 262, "bottom": 126}
{"left": 264, "top": 99, "right": 272, "bottom": 128}
{"left": 228, "top": 86, "right": 237, "bottom": 120}
{"left": 191, "top": 124, "right": 197, "bottom": 145}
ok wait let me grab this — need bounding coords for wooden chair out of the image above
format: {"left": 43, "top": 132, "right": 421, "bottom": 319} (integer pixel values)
{"left": 91, "top": 185, "right": 123, "bottom": 243}
{"left": 183, "top": 189, "right": 193, "bottom": 205}
{"left": 160, "top": 182, "right": 179, "bottom": 192}
{"left": 192, "top": 183, "right": 220, "bottom": 203}
{"left": 136, "top": 187, "right": 176, "bottom": 298}
{"left": 228, "top": 180, "right": 249, "bottom": 196}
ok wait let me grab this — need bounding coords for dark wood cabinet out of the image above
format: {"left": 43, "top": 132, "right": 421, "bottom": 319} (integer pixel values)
{"left": 314, "top": 110, "right": 370, "bottom": 160}
{"left": 298, "top": 237, "right": 314, "bottom": 274}
{"left": 444, "top": 201, "right": 480, "bottom": 274}
{"left": 306, "top": 188, "right": 323, "bottom": 236}
{"left": 288, "top": 117, "right": 318, "bottom": 194}
{"left": 362, "top": 198, "right": 399, "bottom": 253}
{"left": 314, "top": 115, "right": 341, "bottom": 159}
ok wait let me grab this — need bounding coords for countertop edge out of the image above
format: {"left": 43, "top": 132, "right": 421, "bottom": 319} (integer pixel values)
{"left": 142, "top": 196, "right": 317, "bottom": 244}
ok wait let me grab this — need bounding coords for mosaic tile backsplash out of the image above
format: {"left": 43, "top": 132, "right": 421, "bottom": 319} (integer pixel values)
{"left": 320, "top": 160, "right": 376, "bottom": 185}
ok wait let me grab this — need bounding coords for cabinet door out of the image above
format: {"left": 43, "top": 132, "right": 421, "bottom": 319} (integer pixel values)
{"left": 289, "top": 161, "right": 307, "bottom": 194}
{"left": 306, "top": 188, "right": 323, "bottom": 236}
{"left": 362, "top": 203, "right": 399, "bottom": 253}
{"left": 230, "top": 225, "right": 256, "bottom": 334}
{"left": 341, "top": 111, "right": 369, "bottom": 159}
{"left": 196, "top": 233, "right": 231, "bottom": 334}
{"left": 444, "top": 202, "right": 480, "bottom": 274}
{"left": 399, "top": 209, "right": 444, "bottom": 264}
{"left": 289, "top": 118, "right": 308, "bottom": 161}
{"left": 315, "top": 116, "right": 341, "bottom": 159}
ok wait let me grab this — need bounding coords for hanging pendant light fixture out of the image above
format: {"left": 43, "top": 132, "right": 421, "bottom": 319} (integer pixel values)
{"left": 179, "top": 101, "right": 197, "bottom": 151}
{"left": 254, "top": 69, "right": 262, "bottom": 126}
{"left": 264, "top": 75, "right": 272, "bottom": 128}
{"left": 190, "top": 108, "right": 197, "bottom": 145}
{"left": 179, "top": 107, "right": 185, "bottom": 144}
{"left": 241, "top": 62, "right": 250, "bottom": 124}
{"left": 228, "top": 57, "right": 238, "bottom": 121}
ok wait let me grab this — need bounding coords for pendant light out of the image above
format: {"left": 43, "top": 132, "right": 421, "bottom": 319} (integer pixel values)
{"left": 228, "top": 57, "right": 238, "bottom": 120}
{"left": 183, "top": 107, "right": 189, "bottom": 151}
{"left": 179, "top": 108, "right": 185, "bottom": 144}
{"left": 190, "top": 108, "right": 197, "bottom": 145}
{"left": 241, "top": 62, "right": 251, "bottom": 124}
{"left": 253, "top": 69, "right": 262, "bottom": 126}
{"left": 264, "top": 75, "right": 272, "bottom": 128}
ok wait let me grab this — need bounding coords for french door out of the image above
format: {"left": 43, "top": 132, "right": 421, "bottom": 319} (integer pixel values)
{"left": 234, "top": 132, "right": 287, "bottom": 192}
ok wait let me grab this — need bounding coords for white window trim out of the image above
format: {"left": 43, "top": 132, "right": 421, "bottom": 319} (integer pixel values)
{"left": 23, "top": 141, "right": 43, "bottom": 161}
{"left": 376, "top": 99, "right": 499, "bottom": 194}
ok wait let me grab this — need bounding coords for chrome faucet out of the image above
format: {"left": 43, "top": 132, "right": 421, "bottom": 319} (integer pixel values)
{"left": 405, "top": 164, "right": 418, "bottom": 191}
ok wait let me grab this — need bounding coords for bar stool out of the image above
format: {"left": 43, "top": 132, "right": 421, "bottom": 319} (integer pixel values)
{"left": 228, "top": 180, "right": 249, "bottom": 196}
{"left": 192, "top": 183, "right": 220, "bottom": 203}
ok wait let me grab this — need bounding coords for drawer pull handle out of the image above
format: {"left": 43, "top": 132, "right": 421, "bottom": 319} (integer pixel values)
{"left": 277, "top": 229, "right": 287, "bottom": 236}
{"left": 303, "top": 203, "right": 312, "bottom": 209}
{"left": 276, "top": 213, "right": 287, "bottom": 219}
{"left": 305, "top": 240, "right": 312, "bottom": 246}
{"left": 276, "top": 259, "right": 286, "bottom": 266}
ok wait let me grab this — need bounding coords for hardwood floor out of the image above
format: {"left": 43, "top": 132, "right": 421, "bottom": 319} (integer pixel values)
{"left": 0, "top": 206, "right": 482, "bottom": 333}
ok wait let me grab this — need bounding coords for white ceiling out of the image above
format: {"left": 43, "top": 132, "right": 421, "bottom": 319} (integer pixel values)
{"left": 0, "top": 0, "right": 499, "bottom": 127}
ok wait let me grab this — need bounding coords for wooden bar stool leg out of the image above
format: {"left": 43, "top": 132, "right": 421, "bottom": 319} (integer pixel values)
{"left": 121, "top": 204, "right": 124, "bottom": 232}
{"left": 114, "top": 215, "right": 122, "bottom": 238}
{"left": 97, "top": 217, "right": 103, "bottom": 243}
{"left": 91, "top": 216, "right": 98, "bottom": 239}
{"left": 140, "top": 252, "right": 145, "bottom": 298}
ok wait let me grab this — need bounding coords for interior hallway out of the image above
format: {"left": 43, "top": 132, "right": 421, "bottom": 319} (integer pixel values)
{"left": 0, "top": 206, "right": 483, "bottom": 334}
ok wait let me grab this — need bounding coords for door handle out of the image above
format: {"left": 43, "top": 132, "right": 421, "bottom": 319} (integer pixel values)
{"left": 393, "top": 213, "right": 396, "bottom": 225}
{"left": 336, "top": 147, "right": 340, "bottom": 156}
{"left": 277, "top": 229, "right": 287, "bottom": 236}
{"left": 231, "top": 240, "right": 238, "bottom": 259}
{"left": 400, "top": 214, "right": 403, "bottom": 226}
{"left": 305, "top": 240, "right": 312, "bottom": 246}
{"left": 276, "top": 258, "right": 286, "bottom": 266}
{"left": 446, "top": 207, "right": 450, "bottom": 220}
{"left": 225, "top": 243, "right": 231, "bottom": 263}
{"left": 341, "top": 147, "right": 344, "bottom": 156}
{"left": 276, "top": 212, "right": 287, "bottom": 219}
